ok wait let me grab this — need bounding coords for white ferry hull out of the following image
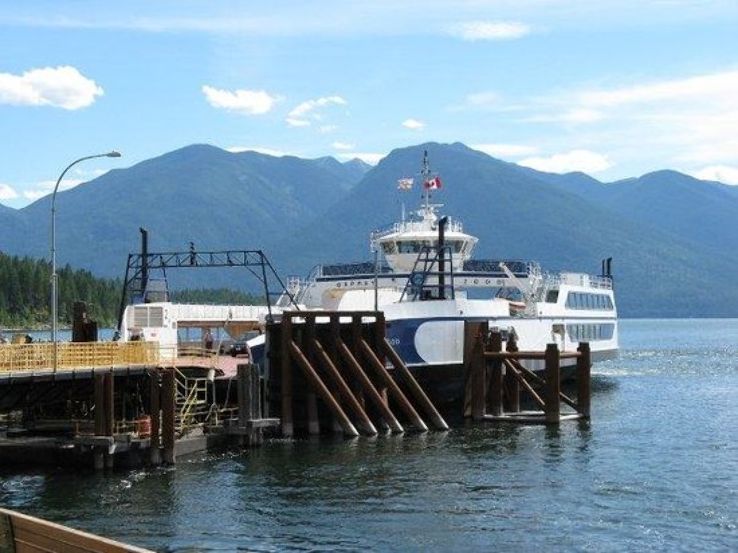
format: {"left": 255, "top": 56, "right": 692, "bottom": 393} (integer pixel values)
{"left": 383, "top": 298, "right": 618, "bottom": 369}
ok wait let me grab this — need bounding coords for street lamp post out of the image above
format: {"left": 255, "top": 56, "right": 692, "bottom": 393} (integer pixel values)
{"left": 51, "top": 151, "right": 121, "bottom": 372}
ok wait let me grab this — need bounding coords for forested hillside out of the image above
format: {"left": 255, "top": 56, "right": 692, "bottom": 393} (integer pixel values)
{"left": 0, "top": 253, "right": 262, "bottom": 328}
{"left": 0, "top": 253, "right": 120, "bottom": 328}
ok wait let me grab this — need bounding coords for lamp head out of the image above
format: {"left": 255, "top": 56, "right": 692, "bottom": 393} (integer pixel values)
{"left": 107, "top": 151, "right": 122, "bottom": 158}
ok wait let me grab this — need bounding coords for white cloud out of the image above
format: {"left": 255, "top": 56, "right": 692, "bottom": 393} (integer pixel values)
{"left": 499, "top": 68, "right": 738, "bottom": 173}
{"left": 337, "top": 152, "right": 385, "bottom": 165}
{"left": 525, "top": 108, "right": 606, "bottom": 124}
{"left": 402, "top": 118, "right": 425, "bottom": 130}
{"left": 518, "top": 150, "right": 613, "bottom": 174}
{"left": 202, "top": 85, "right": 280, "bottom": 115}
{"left": 332, "top": 141, "right": 355, "bottom": 151}
{"left": 448, "top": 21, "right": 531, "bottom": 41}
{"left": 286, "top": 95, "right": 347, "bottom": 127}
{"left": 319, "top": 124, "right": 338, "bottom": 134}
{"left": 465, "top": 91, "right": 500, "bottom": 107}
{"left": 0, "top": 66, "right": 102, "bottom": 110}
{"left": 690, "top": 165, "right": 738, "bottom": 185}
{"left": 22, "top": 178, "right": 84, "bottom": 201}
{"left": 0, "top": 183, "right": 19, "bottom": 201}
{"left": 471, "top": 143, "right": 539, "bottom": 158}
{"left": 226, "top": 146, "right": 289, "bottom": 157}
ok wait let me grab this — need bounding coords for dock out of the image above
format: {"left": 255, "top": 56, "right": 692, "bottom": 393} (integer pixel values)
{"left": 0, "top": 313, "right": 592, "bottom": 470}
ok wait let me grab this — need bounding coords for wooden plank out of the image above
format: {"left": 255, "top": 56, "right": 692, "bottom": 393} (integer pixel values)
{"left": 5, "top": 508, "right": 153, "bottom": 552}
{"left": 0, "top": 510, "right": 13, "bottom": 552}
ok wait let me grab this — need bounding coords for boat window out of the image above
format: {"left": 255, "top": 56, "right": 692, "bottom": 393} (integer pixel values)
{"left": 565, "top": 292, "right": 614, "bottom": 310}
{"left": 545, "top": 290, "right": 559, "bottom": 303}
{"left": 566, "top": 323, "right": 615, "bottom": 341}
{"left": 381, "top": 242, "right": 397, "bottom": 254}
{"left": 451, "top": 240, "right": 464, "bottom": 253}
{"left": 401, "top": 241, "right": 424, "bottom": 253}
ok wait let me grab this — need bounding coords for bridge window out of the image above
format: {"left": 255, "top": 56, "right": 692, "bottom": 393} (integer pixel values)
{"left": 545, "top": 290, "right": 559, "bottom": 303}
{"left": 565, "top": 292, "right": 614, "bottom": 310}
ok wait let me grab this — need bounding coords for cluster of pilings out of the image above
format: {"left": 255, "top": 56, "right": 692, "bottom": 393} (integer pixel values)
{"left": 463, "top": 321, "right": 591, "bottom": 424}
{"left": 269, "top": 311, "right": 448, "bottom": 438}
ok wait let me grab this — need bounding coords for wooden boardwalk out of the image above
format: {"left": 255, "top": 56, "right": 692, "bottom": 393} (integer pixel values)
{"left": 0, "top": 507, "right": 153, "bottom": 552}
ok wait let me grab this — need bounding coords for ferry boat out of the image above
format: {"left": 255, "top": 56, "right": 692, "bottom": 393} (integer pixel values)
{"left": 282, "top": 152, "right": 618, "bottom": 375}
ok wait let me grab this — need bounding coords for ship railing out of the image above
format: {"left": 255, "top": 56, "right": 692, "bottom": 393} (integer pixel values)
{"left": 0, "top": 341, "right": 159, "bottom": 372}
{"left": 370, "top": 217, "right": 465, "bottom": 241}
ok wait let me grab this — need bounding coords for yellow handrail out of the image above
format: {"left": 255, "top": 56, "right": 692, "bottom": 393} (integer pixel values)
{"left": 0, "top": 341, "right": 159, "bottom": 372}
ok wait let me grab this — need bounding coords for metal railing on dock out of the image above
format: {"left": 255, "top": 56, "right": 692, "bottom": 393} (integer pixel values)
{"left": 0, "top": 341, "right": 158, "bottom": 372}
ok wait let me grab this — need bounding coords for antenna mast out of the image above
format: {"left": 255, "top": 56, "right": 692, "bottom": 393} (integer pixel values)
{"left": 421, "top": 149, "right": 431, "bottom": 212}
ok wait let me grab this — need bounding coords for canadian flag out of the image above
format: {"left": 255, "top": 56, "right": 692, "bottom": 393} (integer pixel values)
{"left": 424, "top": 176, "right": 442, "bottom": 189}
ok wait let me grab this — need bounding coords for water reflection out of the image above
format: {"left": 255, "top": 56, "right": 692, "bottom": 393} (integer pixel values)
{"left": 0, "top": 319, "right": 736, "bottom": 551}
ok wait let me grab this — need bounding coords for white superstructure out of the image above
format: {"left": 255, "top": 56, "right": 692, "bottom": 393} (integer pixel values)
{"left": 283, "top": 152, "right": 618, "bottom": 367}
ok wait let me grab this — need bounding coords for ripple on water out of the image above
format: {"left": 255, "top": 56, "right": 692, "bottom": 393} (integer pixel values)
{"left": 1, "top": 319, "right": 737, "bottom": 551}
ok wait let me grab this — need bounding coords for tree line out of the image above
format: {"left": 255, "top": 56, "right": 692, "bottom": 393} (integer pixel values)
{"left": 0, "top": 253, "right": 262, "bottom": 328}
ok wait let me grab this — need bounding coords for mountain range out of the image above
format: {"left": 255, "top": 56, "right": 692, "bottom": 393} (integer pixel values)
{"left": 1, "top": 142, "right": 737, "bottom": 317}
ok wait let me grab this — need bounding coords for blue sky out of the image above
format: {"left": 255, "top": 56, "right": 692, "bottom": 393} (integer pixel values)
{"left": 1, "top": 0, "right": 738, "bottom": 207}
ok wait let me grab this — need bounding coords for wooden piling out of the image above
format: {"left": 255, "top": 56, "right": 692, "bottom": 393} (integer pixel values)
{"left": 503, "top": 359, "right": 545, "bottom": 409}
{"left": 468, "top": 322, "right": 488, "bottom": 421}
{"left": 504, "top": 334, "right": 521, "bottom": 413}
{"left": 149, "top": 371, "right": 161, "bottom": 465}
{"left": 577, "top": 342, "right": 591, "bottom": 418}
{"left": 288, "top": 340, "right": 360, "bottom": 437}
{"left": 373, "top": 313, "right": 389, "bottom": 404}
{"left": 237, "top": 363, "right": 263, "bottom": 446}
{"left": 358, "top": 339, "right": 428, "bottom": 431}
{"left": 334, "top": 339, "right": 404, "bottom": 433}
{"left": 382, "top": 339, "right": 449, "bottom": 431}
{"left": 161, "top": 368, "right": 176, "bottom": 464}
{"left": 94, "top": 373, "right": 105, "bottom": 436}
{"left": 462, "top": 321, "right": 482, "bottom": 417}
{"left": 487, "top": 332, "right": 504, "bottom": 417}
{"left": 311, "top": 339, "right": 378, "bottom": 435}
{"left": 304, "top": 316, "right": 321, "bottom": 435}
{"left": 280, "top": 317, "right": 294, "bottom": 438}
{"left": 544, "top": 343, "right": 561, "bottom": 424}
{"left": 103, "top": 372, "right": 114, "bottom": 438}
{"left": 93, "top": 372, "right": 105, "bottom": 470}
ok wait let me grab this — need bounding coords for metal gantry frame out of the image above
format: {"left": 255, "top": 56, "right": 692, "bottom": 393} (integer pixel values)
{"left": 116, "top": 247, "right": 299, "bottom": 329}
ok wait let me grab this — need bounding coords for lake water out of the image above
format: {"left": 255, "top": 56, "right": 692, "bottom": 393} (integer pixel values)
{"left": 1, "top": 319, "right": 736, "bottom": 552}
